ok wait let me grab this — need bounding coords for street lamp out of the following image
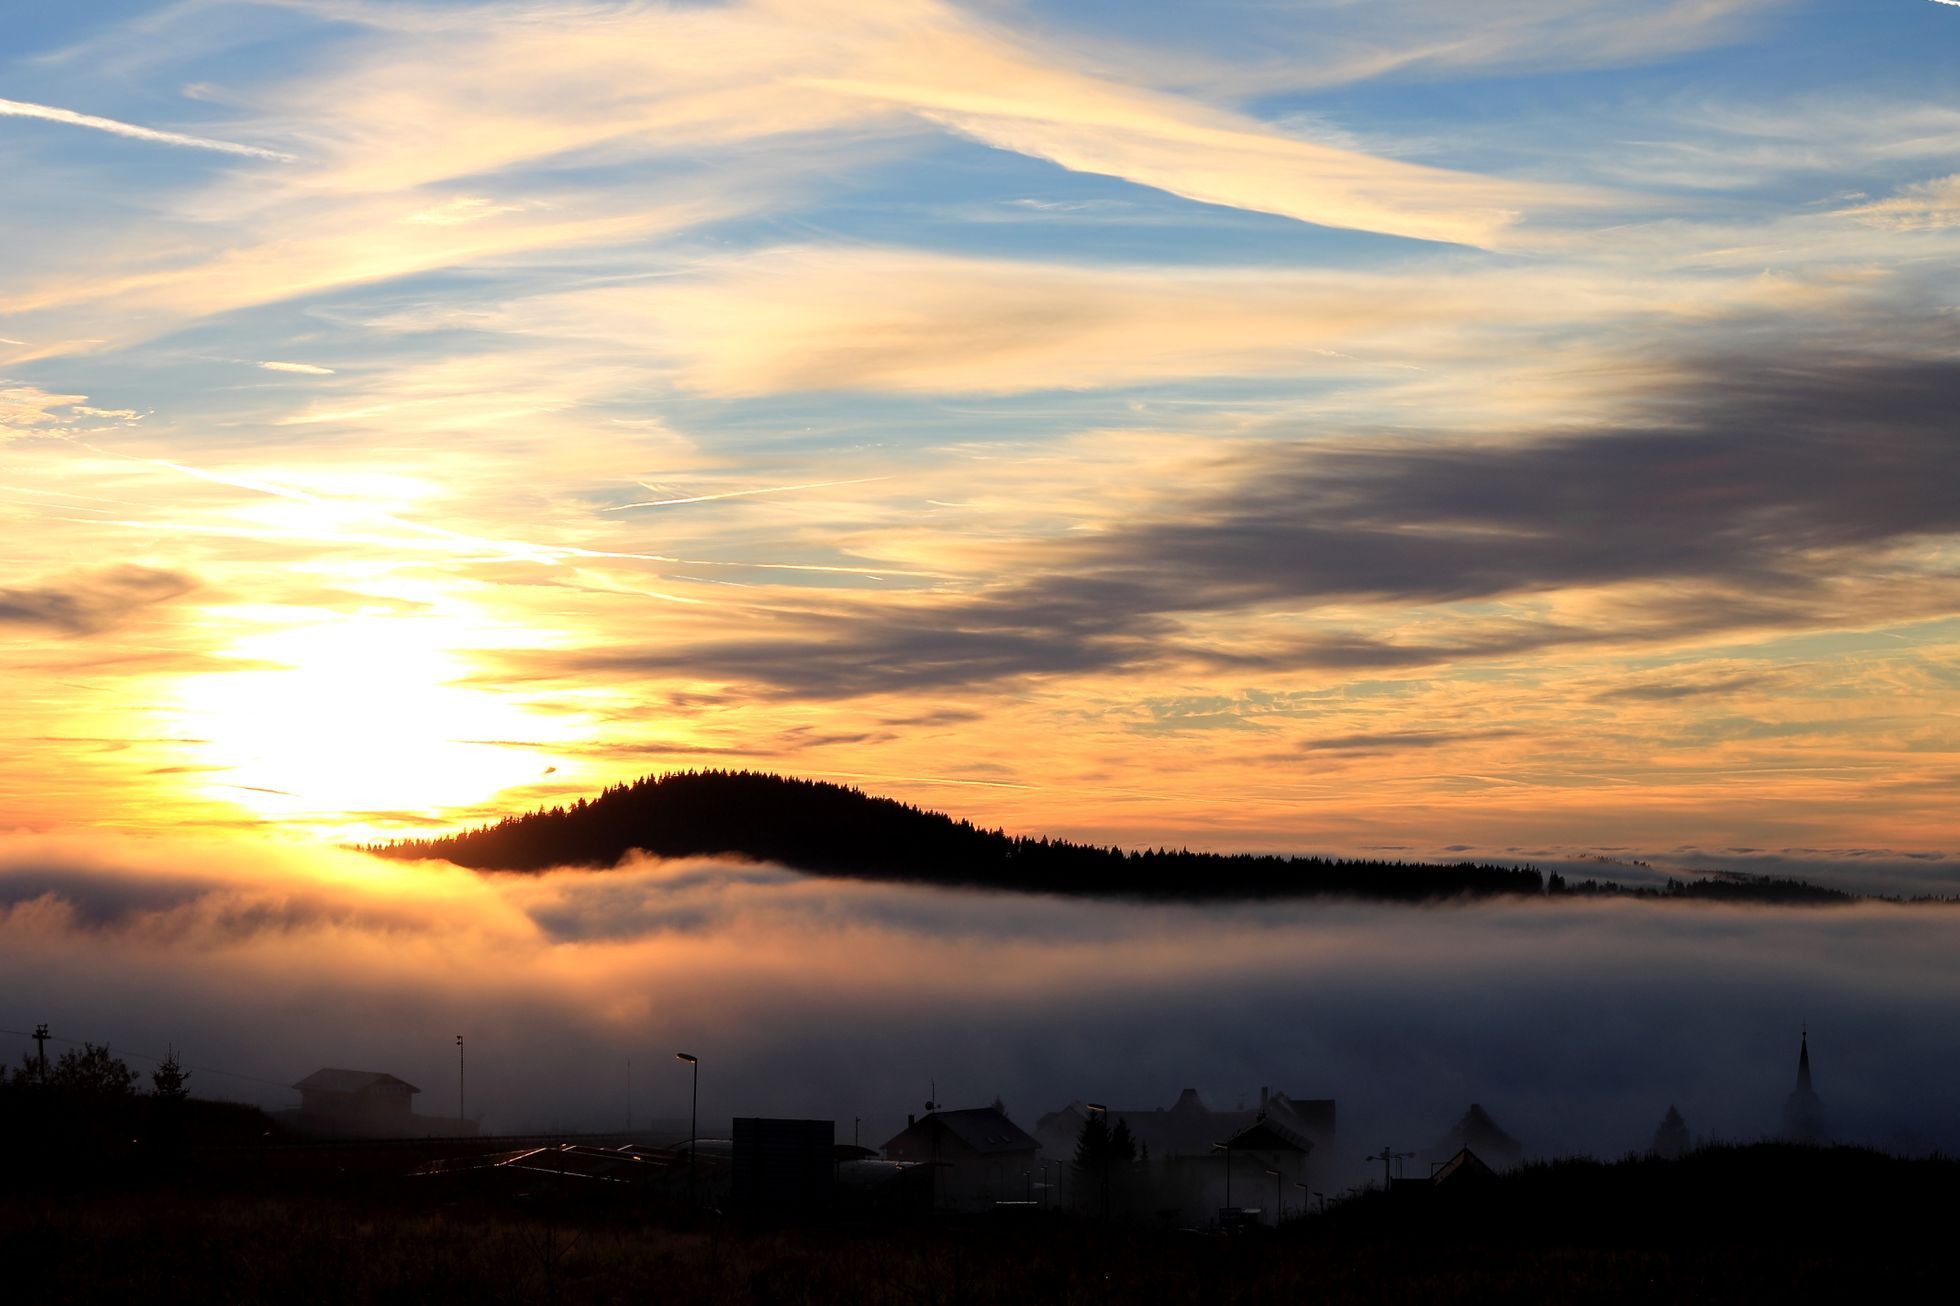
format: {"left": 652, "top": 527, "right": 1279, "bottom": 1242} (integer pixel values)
{"left": 1086, "top": 1103, "right": 1109, "bottom": 1222}
{"left": 455, "top": 1035, "right": 464, "bottom": 1129}
{"left": 1264, "top": 1168, "right": 1283, "bottom": 1224}
{"left": 675, "top": 1052, "right": 699, "bottom": 1212}
{"left": 1211, "top": 1141, "right": 1233, "bottom": 1214}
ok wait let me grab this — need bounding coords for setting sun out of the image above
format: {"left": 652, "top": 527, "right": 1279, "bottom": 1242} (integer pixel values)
{"left": 168, "top": 613, "right": 577, "bottom": 831}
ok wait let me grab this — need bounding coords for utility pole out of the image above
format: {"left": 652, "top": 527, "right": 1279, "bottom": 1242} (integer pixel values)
{"left": 456, "top": 1035, "right": 465, "bottom": 1128}
{"left": 626, "top": 1058, "right": 633, "bottom": 1133}
{"left": 1366, "top": 1145, "right": 1413, "bottom": 1190}
{"left": 32, "top": 1024, "right": 49, "bottom": 1082}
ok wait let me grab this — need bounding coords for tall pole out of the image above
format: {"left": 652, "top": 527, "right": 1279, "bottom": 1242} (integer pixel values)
{"left": 626, "top": 1058, "right": 633, "bottom": 1132}
{"left": 1212, "top": 1142, "right": 1233, "bottom": 1212}
{"left": 676, "top": 1053, "right": 699, "bottom": 1212}
{"left": 1086, "top": 1103, "right": 1109, "bottom": 1223}
{"left": 32, "top": 1024, "right": 48, "bottom": 1082}
{"left": 1266, "top": 1169, "right": 1282, "bottom": 1224}
{"left": 455, "top": 1035, "right": 465, "bottom": 1128}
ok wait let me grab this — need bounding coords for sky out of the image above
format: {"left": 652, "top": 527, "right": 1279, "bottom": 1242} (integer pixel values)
{"left": 3, "top": 0, "right": 1958, "bottom": 871}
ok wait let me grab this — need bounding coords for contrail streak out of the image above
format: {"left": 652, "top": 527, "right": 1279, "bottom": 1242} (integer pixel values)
{"left": 605, "top": 475, "right": 889, "bottom": 511}
{"left": 0, "top": 97, "right": 295, "bottom": 161}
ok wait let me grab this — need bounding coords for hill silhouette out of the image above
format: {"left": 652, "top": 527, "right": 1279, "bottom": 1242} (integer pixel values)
{"left": 372, "top": 770, "right": 1545, "bottom": 902}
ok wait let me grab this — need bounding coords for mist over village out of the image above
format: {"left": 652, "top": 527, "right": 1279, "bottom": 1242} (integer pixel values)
{"left": 4, "top": 0, "right": 1959, "bottom": 1301}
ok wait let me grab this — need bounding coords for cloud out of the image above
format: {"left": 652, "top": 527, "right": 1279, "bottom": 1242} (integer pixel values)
{"left": 558, "top": 240, "right": 1888, "bottom": 399}
{"left": 0, "top": 96, "right": 294, "bottom": 161}
{"left": 0, "top": 566, "right": 197, "bottom": 635}
{"left": 537, "top": 337, "right": 1960, "bottom": 697}
{"left": 257, "top": 361, "right": 336, "bottom": 376}
{"left": 1595, "top": 674, "right": 1775, "bottom": 702}
{"left": 1296, "top": 729, "right": 1525, "bottom": 754}
{"left": 0, "top": 384, "right": 87, "bottom": 434}
{"left": 1840, "top": 174, "right": 1960, "bottom": 231}
{"left": 4, "top": 830, "right": 1960, "bottom": 1166}
{"left": 1, "top": 0, "right": 1592, "bottom": 366}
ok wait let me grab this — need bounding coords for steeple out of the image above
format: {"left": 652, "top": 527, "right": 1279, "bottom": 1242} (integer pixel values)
{"left": 1783, "top": 1025, "right": 1825, "bottom": 1144}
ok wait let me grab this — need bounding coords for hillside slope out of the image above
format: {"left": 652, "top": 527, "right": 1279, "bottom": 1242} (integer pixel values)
{"left": 374, "top": 770, "right": 1544, "bottom": 901}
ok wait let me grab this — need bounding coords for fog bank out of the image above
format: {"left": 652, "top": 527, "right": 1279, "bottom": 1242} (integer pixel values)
{"left": 4, "top": 831, "right": 1957, "bottom": 1187}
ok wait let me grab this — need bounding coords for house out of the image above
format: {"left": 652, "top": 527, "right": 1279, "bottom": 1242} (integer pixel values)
{"left": 1430, "top": 1147, "right": 1496, "bottom": 1190}
{"left": 1216, "top": 1112, "right": 1316, "bottom": 1223}
{"left": 1032, "top": 1088, "right": 1335, "bottom": 1224}
{"left": 1035, "top": 1087, "right": 1335, "bottom": 1164}
{"left": 881, "top": 1106, "right": 1040, "bottom": 1211}
{"left": 1432, "top": 1103, "right": 1522, "bottom": 1168}
{"left": 294, "top": 1068, "right": 418, "bottom": 1121}
{"left": 287, "top": 1067, "right": 476, "bottom": 1138}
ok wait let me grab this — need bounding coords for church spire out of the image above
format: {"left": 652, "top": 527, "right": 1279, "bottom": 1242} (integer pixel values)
{"left": 1784, "top": 1025, "right": 1825, "bottom": 1144}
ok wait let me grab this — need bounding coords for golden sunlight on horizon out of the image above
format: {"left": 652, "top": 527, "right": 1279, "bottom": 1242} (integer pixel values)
{"left": 163, "top": 611, "right": 593, "bottom": 836}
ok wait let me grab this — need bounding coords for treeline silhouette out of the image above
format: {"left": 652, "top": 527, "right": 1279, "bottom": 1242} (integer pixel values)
{"left": 372, "top": 770, "right": 1546, "bottom": 902}
{"left": 1546, "top": 871, "right": 1854, "bottom": 904}
{"left": 1, "top": 1045, "right": 276, "bottom": 1184}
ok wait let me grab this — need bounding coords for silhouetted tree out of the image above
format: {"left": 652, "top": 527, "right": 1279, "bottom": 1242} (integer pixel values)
{"left": 49, "top": 1044, "right": 137, "bottom": 1098}
{"left": 1651, "top": 1105, "right": 1691, "bottom": 1160}
{"left": 1109, "top": 1118, "right": 1138, "bottom": 1165}
{"left": 1073, "top": 1112, "right": 1110, "bottom": 1175}
{"left": 151, "top": 1048, "right": 189, "bottom": 1101}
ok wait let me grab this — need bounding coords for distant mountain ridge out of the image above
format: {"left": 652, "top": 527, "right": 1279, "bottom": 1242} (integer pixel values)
{"left": 372, "top": 770, "right": 1546, "bottom": 902}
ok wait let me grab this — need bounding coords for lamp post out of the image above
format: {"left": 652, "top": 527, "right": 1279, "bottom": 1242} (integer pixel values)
{"left": 676, "top": 1052, "right": 699, "bottom": 1212}
{"left": 1265, "top": 1168, "right": 1283, "bottom": 1224}
{"left": 1086, "top": 1103, "right": 1109, "bottom": 1222}
{"left": 455, "top": 1035, "right": 465, "bottom": 1130}
{"left": 1211, "top": 1141, "right": 1233, "bottom": 1216}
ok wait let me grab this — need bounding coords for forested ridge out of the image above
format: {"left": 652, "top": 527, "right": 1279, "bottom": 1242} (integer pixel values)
{"left": 372, "top": 770, "right": 1547, "bottom": 902}
{"left": 373, "top": 770, "right": 1871, "bottom": 904}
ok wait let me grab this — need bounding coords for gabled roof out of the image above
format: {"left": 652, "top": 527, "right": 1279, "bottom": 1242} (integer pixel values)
{"left": 1035, "top": 1089, "right": 1335, "bottom": 1159}
{"left": 294, "top": 1068, "right": 421, "bottom": 1095}
{"left": 1437, "top": 1103, "right": 1519, "bottom": 1158}
{"left": 1222, "top": 1113, "right": 1314, "bottom": 1154}
{"left": 1432, "top": 1148, "right": 1496, "bottom": 1186}
{"left": 885, "top": 1107, "right": 1038, "bottom": 1156}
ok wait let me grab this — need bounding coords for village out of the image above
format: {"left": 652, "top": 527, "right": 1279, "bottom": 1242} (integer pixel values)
{"left": 252, "top": 1031, "right": 1828, "bottom": 1227}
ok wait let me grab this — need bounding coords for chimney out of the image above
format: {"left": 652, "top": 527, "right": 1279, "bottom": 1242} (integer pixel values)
{"left": 907, "top": 1113, "right": 915, "bottom": 1128}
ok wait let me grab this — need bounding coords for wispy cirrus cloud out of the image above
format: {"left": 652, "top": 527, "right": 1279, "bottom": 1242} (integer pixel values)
{"left": 1840, "top": 174, "right": 1960, "bottom": 231}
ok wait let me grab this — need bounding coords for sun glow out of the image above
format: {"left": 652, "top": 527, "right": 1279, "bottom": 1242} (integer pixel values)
{"left": 169, "top": 612, "right": 578, "bottom": 832}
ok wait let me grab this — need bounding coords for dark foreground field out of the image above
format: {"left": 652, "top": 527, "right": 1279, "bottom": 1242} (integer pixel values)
{"left": 5, "top": 1143, "right": 1953, "bottom": 1304}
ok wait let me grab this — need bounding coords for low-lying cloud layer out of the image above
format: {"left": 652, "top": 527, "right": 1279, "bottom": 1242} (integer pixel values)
{"left": 5, "top": 833, "right": 1957, "bottom": 1182}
